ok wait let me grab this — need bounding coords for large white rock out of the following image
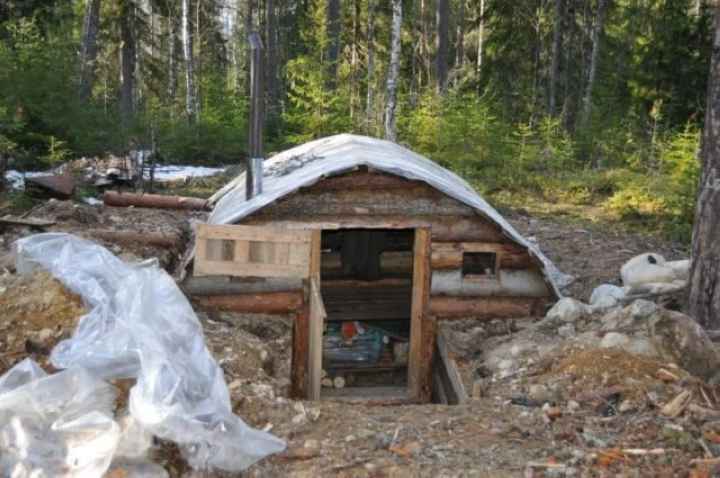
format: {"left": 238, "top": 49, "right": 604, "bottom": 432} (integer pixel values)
{"left": 545, "top": 298, "right": 590, "bottom": 323}
{"left": 666, "top": 259, "right": 691, "bottom": 280}
{"left": 590, "top": 284, "right": 626, "bottom": 310}
{"left": 621, "top": 253, "right": 676, "bottom": 287}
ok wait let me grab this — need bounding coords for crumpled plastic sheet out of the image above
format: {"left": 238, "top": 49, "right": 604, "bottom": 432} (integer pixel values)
{"left": 0, "top": 359, "right": 120, "bottom": 477}
{"left": 9, "top": 233, "right": 286, "bottom": 472}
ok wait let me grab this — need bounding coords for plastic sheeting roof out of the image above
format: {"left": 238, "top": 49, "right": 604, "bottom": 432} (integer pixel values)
{"left": 208, "top": 134, "right": 569, "bottom": 296}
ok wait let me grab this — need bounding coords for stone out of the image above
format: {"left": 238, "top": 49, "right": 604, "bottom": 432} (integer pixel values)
{"left": 590, "top": 284, "right": 625, "bottom": 310}
{"left": 35, "top": 328, "right": 53, "bottom": 342}
{"left": 528, "top": 384, "right": 553, "bottom": 403}
{"left": 600, "top": 332, "right": 630, "bottom": 349}
{"left": 621, "top": 253, "right": 676, "bottom": 287}
{"left": 625, "top": 337, "right": 658, "bottom": 357}
{"left": 650, "top": 309, "right": 720, "bottom": 380}
{"left": 618, "top": 400, "right": 635, "bottom": 413}
{"left": 666, "top": 259, "right": 691, "bottom": 280}
{"left": 628, "top": 299, "right": 657, "bottom": 319}
{"left": 567, "top": 400, "right": 580, "bottom": 413}
{"left": 545, "top": 298, "right": 590, "bottom": 323}
{"left": 304, "top": 439, "right": 319, "bottom": 449}
{"left": 558, "top": 323, "right": 576, "bottom": 338}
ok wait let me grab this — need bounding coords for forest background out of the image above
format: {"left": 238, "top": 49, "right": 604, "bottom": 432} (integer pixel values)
{"left": 0, "top": 0, "right": 712, "bottom": 241}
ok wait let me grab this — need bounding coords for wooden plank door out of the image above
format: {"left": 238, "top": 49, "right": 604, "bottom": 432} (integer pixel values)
{"left": 194, "top": 223, "right": 313, "bottom": 278}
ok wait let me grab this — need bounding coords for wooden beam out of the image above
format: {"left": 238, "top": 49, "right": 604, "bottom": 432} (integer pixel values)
{"left": 308, "top": 278, "right": 325, "bottom": 400}
{"left": 435, "top": 329, "right": 468, "bottom": 404}
{"left": 429, "top": 296, "right": 546, "bottom": 319}
{"left": 192, "top": 291, "right": 304, "bottom": 314}
{"left": 291, "top": 306, "right": 310, "bottom": 399}
{"left": 196, "top": 223, "right": 311, "bottom": 244}
{"left": 243, "top": 215, "right": 507, "bottom": 242}
{"left": 180, "top": 276, "right": 302, "bottom": 296}
{"left": 408, "top": 228, "right": 431, "bottom": 402}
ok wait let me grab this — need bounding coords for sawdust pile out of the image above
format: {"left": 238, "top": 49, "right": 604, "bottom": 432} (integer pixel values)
{"left": 0, "top": 271, "right": 84, "bottom": 374}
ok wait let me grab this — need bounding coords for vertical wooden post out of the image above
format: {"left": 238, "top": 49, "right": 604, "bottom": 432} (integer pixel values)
{"left": 307, "top": 230, "right": 323, "bottom": 400}
{"left": 290, "top": 308, "right": 309, "bottom": 399}
{"left": 408, "top": 228, "right": 432, "bottom": 401}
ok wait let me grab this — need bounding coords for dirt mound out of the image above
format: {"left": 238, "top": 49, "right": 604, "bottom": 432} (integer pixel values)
{"left": 0, "top": 271, "right": 85, "bottom": 374}
{"left": 552, "top": 347, "right": 668, "bottom": 387}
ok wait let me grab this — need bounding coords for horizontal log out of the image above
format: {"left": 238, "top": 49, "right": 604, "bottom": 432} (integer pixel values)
{"left": 305, "top": 170, "right": 419, "bottom": 191}
{"left": 104, "top": 191, "right": 209, "bottom": 211}
{"left": 431, "top": 250, "right": 463, "bottom": 270}
{"left": 88, "top": 229, "right": 183, "bottom": 249}
{"left": 321, "top": 251, "right": 412, "bottom": 275}
{"left": 192, "top": 292, "right": 304, "bottom": 314}
{"left": 243, "top": 215, "right": 507, "bottom": 242}
{"left": 431, "top": 269, "right": 550, "bottom": 297}
{"left": 432, "top": 242, "right": 533, "bottom": 270}
{"left": 181, "top": 276, "right": 303, "bottom": 296}
{"left": 430, "top": 296, "right": 547, "bottom": 319}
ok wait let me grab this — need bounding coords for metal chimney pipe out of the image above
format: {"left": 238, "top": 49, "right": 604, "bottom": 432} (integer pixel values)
{"left": 247, "top": 32, "right": 264, "bottom": 200}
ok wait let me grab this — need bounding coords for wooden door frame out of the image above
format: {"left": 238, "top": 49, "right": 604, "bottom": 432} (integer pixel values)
{"left": 301, "top": 226, "right": 433, "bottom": 402}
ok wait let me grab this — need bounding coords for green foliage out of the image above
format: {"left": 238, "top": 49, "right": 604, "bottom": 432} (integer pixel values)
{"left": 282, "top": 55, "right": 353, "bottom": 145}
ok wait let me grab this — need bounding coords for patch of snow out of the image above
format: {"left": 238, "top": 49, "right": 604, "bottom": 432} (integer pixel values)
{"left": 146, "top": 165, "right": 227, "bottom": 182}
{"left": 83, "top": 197, "right": 104, "bottom": 206}
{"left": 4, "top": 170, "right": 54, "bottom": 190}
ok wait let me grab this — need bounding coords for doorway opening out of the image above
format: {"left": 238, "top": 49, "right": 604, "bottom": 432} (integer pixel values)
{"left": 319, "top": 228, "right": 414, "bottom": 400}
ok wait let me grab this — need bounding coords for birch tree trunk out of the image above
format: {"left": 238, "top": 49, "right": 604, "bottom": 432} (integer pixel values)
{"left": 119, "top": 1, "right": 136, "bottom": 126}
{"left": 79, "top": 0, "right": 101, "bottom": 101}
{"left": 689, "top": 7, "right": 720, "bottom": 329}
{"left": 548, "top": 0, "right": 565, "bottom": 116}
{"left": 456, "top": 0, "right": 465, "bottom": 69}
{"left": 366, "top": 0, "right": 376, "bottom": 134}
{"left": 182, "top": 0, "right": 197, "bottom": 122}
{"left": 266, "top": 0, "right": 279, "bottom": 124}
{"left": 436, "top": 0, "right": 449, "bottom": 93}
{"left": 350, "top": 0, "right": 360, "bottom": 120}
{"left": 580, "top": 0, "right": 609, "bottom": 127}
{"left": 167, "top": 11, "right": 178, "bottom": 102}
{"left": 384, "top": 0, "right": 402, "bottom": 142}
{"left": 476, "top": 0, "right": 484, "bottom": 78}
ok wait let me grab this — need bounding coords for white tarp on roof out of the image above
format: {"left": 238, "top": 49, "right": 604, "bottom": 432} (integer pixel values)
{"left": 209, "top": 134, "right": 570, "bottom": 296}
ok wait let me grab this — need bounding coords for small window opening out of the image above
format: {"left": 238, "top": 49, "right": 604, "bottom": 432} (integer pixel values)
{"left": 462, "top": 252, "right": 497, "bottom": 277}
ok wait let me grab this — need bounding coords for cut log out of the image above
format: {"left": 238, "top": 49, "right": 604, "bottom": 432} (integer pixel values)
{"left": 88, "top": 229, "right": 183, "bottom": 249}
{"left": 192, "top": 291, "right": 304, "bottom": 314}
{"left": 104, "top": 191, "right": 209, "bottom": 210}
{"left": 181, "top": 276, "right": 303, "bottom": 296}
{"left": 0, "top": 215, "right": 55, "bottom": 228}
{"left": 333, "top": 376, "right": 346, "bottom": 389}
{"left": 430, "top": 296, "right": 545, "bottom": 319}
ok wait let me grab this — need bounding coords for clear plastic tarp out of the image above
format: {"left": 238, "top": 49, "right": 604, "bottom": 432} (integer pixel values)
{"left": 2, "top": 233, "right": 285, "bottom": 474}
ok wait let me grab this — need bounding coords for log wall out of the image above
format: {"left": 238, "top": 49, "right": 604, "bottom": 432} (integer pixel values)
{"left": 189, "top": 169, "right": 554, "bottom": 320}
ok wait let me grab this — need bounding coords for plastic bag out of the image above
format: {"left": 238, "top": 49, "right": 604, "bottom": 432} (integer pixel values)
{"left": 0, "top": 359, "right": 120, "bottom": 478}
{"left": 14, "top": 233, "right": 286, "bottom": 471}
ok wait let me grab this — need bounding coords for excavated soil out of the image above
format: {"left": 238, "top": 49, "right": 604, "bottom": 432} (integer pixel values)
{"left": 0, "top": 271, "right": 85, "bottom": 374}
